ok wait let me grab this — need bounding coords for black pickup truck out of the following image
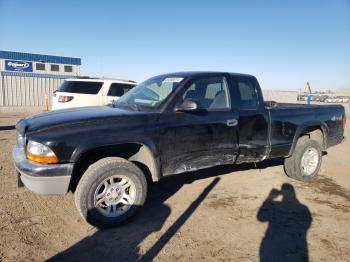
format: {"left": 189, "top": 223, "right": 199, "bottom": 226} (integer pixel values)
{"left": 13, "top": 72, "right": 346, "bottom": 227}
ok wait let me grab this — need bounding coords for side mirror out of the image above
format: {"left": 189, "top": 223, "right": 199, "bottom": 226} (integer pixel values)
{"left": 174, "top": 99, "right": 199, "bottom": 112}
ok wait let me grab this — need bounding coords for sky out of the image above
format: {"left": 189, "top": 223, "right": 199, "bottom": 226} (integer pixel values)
{"left": 0, "top": 0, "right": 349, "bottom": 90}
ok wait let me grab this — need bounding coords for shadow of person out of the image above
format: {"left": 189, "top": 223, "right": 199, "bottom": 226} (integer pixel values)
{"left": 257, "top": 183, "right": 312, "bottom": 262}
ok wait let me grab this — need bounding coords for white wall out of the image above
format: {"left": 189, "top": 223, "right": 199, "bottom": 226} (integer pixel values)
{"left": 0, "top": 75, "right": 65, "bottom": 107}
{"left": 262, "top": 90, "right": 298, "bottom": 103}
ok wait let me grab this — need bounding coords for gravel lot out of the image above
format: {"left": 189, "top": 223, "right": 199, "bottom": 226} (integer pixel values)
{"left": 0, "top": 111, "right": 349, "bottom": 261}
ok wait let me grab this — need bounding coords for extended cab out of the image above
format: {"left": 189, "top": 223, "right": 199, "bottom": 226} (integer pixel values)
{"left": 13, "top": 72, "right": 346, "bottom": 227}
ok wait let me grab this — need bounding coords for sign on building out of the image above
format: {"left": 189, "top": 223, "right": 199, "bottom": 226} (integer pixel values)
{"left": 5, "top": 60, "right": 33, "bottom": 72}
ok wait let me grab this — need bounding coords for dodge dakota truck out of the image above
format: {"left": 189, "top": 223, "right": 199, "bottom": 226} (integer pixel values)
{"left": 13, "top": 72, "right": 346, "bottom": 228}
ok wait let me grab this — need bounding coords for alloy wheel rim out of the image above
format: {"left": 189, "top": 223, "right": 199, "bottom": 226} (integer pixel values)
{"left": 94, "top": 175, "right": 136, "bottom": 217}
{"left": 301, "top": 147, "right": 319, "bottom": 176}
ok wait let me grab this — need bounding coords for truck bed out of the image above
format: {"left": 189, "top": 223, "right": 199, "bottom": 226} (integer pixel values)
{"left": 265, "top": 101, "right": 344, "bottom": 158}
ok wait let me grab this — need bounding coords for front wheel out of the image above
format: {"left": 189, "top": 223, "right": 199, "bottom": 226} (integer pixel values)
{"left": 75, "top": 157, "right": 147, "bottom": 228}
{"left": 284, "top": 137, "right": 322, "bottom": 181}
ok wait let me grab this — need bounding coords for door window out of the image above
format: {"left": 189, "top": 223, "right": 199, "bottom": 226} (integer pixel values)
{"left": 182, "top": 77, "right": 230, "bottom": 110}
{"left": 107, "top": 83, "right": 135, "bottom": 97}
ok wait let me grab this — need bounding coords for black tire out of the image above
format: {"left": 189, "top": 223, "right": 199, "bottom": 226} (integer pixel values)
{"left": 284, "top": 137, "right": 322, "bottom": 181}
{"left": 75, "top": 157, "right": 147, "bottom": 228}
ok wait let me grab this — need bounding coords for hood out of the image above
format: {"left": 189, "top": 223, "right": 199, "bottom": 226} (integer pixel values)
{"left": 16, "top": 106, "right": 147, "bottom": 134}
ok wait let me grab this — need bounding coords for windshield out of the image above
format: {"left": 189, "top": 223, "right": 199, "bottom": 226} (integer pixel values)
{"left": 114, "top": 75, "right": 185, "bottom": 111}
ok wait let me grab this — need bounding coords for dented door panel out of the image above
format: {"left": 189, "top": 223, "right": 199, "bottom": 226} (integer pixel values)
{"left": 159, "top": 110, "right": 239, "bottom": 175}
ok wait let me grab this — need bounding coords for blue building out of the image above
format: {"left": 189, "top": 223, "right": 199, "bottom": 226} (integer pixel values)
{"left": 0, "top": 50, "right": 81, "bottom": 110}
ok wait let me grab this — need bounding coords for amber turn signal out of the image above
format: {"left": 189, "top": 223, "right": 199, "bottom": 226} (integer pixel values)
{"left": 26, "top": 152, "right": 59, "bottom": 164}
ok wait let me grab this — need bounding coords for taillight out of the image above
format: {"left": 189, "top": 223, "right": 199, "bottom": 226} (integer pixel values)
{"left": 58, "top": 96, "right": 74, "bottom": 103}
{"left": 343, "top": 113, "right": 346, "bottom": 127}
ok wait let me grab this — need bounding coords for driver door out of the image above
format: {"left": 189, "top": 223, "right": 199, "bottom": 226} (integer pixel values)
{"left": 159, "top": 75, "right": 239, "bottom": 175}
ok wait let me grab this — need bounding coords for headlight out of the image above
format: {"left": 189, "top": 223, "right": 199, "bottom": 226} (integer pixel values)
{"left": 26, "top": 140, "right": 59, "bottom": 164}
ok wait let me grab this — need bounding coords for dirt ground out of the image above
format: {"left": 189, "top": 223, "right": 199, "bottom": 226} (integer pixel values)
{"left": 0, "top": 111, "right": 349, "bottom": 262}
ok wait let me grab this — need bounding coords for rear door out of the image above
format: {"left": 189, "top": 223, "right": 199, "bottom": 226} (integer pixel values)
{"left": 230, "top": 75, "right": 269, "bottom": 163}
{"left": 159, "top": 75, "right": 239, "bottom": 175}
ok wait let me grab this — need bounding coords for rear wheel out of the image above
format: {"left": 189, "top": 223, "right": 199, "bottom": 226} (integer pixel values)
{"left": 284, "top": 137, "right": 322, "bottom": 181}
{"left": 75, "top": 157, "right": 147, "bottom": 228}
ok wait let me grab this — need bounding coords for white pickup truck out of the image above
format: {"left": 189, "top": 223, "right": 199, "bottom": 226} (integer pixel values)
{"left": 52, "top": 77, "right": 137, "bottom": 110}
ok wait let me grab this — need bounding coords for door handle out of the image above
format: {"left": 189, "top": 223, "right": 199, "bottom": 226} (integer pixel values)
{"left": 226, "top": 119, "right": 238, "bottom": 127}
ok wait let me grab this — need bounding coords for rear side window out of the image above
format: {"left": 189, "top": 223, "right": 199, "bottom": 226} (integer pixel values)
{"left": 236, "top": 78, "right": 258, "bottom": 109}
{"left": 107, "top": 83, "right": 135, "bottom": 97}
{"left": 58, "top": 81, "right": 103, "bottom": 94}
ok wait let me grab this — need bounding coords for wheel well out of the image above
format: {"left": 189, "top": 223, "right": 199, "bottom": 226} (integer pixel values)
{"left": 300, "top": 126, "right": 326, "bottom": 150}
{"left": 69, "top": 143, "right": 159, "bottom": 192}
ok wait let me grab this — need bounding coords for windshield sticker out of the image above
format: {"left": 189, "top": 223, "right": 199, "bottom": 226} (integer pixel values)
{"left": 163, "top": 77, "right": 184, "bottom": 83}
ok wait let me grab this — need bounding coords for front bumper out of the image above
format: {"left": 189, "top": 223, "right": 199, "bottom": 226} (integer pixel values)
{"left": 12, "top": 145, "right": 74, "bottom": 195}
